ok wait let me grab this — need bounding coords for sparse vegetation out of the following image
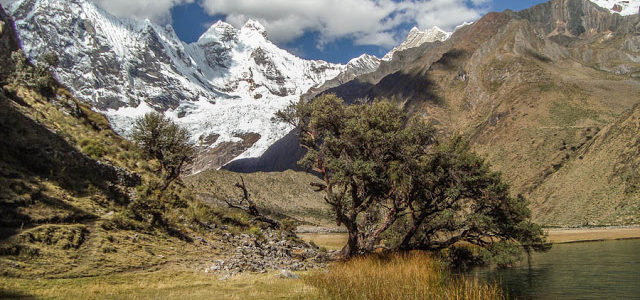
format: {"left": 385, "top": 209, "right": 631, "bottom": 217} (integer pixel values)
{"left": 10, "top": 50, "right": 59, "bottom": 96}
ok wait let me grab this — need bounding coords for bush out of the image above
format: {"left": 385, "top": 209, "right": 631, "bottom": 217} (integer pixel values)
{"left": 441, "top": 243, "right": 490, "bottom": 271}
{"left": 10, "top": 50, "right": 59, "bottom": 96}
{"left": 248, "top": 226, "right": 263, "bottom": 237}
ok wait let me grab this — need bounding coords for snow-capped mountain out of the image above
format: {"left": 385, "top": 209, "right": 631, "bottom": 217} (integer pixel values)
{"left": 5, "top": 0, "right": 357, "bottom": 172}
{"left": 590, "top": 0, "right": 640, "bottom": 15}
{"left": 382, "top": 26, "right": 451, "bottom": 61}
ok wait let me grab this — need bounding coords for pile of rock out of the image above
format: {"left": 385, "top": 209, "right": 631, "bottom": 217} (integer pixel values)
{"left": 204, "top": 229, "right": 336, "bottom": 278}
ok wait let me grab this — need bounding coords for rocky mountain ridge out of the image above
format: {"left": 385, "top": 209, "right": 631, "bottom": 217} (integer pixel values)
{"left": 4, "top": 0, "right": 382, "bottom": 173}
{"left": 382, "top": 26, "right": 452, "bottom": 61}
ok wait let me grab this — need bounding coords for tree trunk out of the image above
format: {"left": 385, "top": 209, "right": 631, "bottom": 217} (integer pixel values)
{"left": 399, "top": 225, "right": 419, "bottom": 250}
{"left": 341, "top": 228, "right": 360, "bottom": 257}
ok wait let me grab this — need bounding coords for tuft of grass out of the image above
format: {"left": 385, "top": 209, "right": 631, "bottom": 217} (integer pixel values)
{"left": 304, "top": 251, "right": 503, "bottom": 300}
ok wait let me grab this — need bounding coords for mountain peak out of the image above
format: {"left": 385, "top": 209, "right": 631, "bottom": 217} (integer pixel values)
{"left": 242, "top": 19, "right": 267, "bottom": 38}
{"left": 347, "top": 53, "right": 380, "bottom": 66}
{"left": 198, "top": 20, "right": 237, "bottom": 43}
{"left": 382, "top": 25, "right": 452, "bottom": 61}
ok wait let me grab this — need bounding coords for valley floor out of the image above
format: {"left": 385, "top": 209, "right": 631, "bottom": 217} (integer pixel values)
{"left": 2, "top": 226, "right": 639, "bottom": 300}
{"left": 0, "top": 267, "right": 317, "bottom": 300}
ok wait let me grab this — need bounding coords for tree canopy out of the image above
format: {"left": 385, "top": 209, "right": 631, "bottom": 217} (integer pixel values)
{"left": 276, "top": 94, "right": 547, "bottom": 261}
{"left": 131, "top": 112, "right": 194, "bottom": 191}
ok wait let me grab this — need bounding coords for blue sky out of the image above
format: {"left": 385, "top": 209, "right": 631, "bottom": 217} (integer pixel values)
{"left": 170, "top": 0, "right": 547, "bottom": 64}
{"left": 96, "top": 0, "right": 548, "bottom": 64}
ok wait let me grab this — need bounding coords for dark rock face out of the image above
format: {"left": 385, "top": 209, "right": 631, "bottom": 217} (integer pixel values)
{"left": 0, "top": 5, "right": 20, "bottom": 81}
{"left": 223, "top": 130, "right": 305, "bottom": 173}
{"left": 190, "top": 133, "right": 262, "bottom": 174}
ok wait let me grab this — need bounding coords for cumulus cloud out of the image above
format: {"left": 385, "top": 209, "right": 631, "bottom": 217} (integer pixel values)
{"left": 200, "top": 0, "right": 490, "bottom": 47}
{"left": 91, "top": 0, "right": 194, "bottom": 24}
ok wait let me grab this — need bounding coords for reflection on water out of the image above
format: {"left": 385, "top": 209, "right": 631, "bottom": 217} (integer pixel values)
{"left": 471, "top": 239, "right": 640, "bottom": 299}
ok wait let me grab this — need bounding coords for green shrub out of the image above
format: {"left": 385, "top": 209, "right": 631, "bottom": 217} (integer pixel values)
{"left": 488, "top": 242, "right": 523, "bottom": 268}
{"left": 79, "top": 138, "right": 106, "bottom": 158}
{"left": 442, "top": 243, "right": 490, "bottom": 270}
{"left": 248, "top": 226, "right": 263, "bottom": 237}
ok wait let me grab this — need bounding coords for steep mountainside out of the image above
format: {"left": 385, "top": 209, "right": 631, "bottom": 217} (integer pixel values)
{"left": 316, "top": 0, "right": 640, "bottom": 226}
{"left": 0, "top": 5, "right": 228, "bottom": 277}
{"left": 4, "top": 0, "right": 378, "bottom": 173}
{"left": 0, "top": 6, "right": 329, "bottom": 279}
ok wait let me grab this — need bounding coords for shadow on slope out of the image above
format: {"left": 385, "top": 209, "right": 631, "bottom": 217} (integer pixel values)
{"left": 0, "top": 90, "right": 138, "bottom": 240}
{"left": 223, "top": 129, "right": 306, "bottom": 173}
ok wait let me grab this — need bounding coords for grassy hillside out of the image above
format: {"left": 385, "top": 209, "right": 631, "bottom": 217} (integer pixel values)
{"left": 323, "top": 0, "right": 640, "bottom": 226}
{"left": 0, "top": 8, "right": 252, "bottom": 278}
{"left": 0, "top": 84, "right": 243, "bottom": 278}
{"left": 186, "top": 170, "right": 334, "bottom": 228}
{"left": 528, "top": 104, "right": 640, "bottom": 225}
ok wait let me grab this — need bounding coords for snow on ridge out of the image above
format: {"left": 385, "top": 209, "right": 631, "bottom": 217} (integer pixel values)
{"left": 8, "top": 0, "right": 353, "bottom": 168}
{"left": 590, "top": 0, "right": 640, "bottom": 15}
{"left": 382, "top": 26, "right": 452, "bottom": 61}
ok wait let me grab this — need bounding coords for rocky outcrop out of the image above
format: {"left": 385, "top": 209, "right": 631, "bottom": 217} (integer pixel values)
{"left": 204, "top": 229, "right": 334, "bottom": 278}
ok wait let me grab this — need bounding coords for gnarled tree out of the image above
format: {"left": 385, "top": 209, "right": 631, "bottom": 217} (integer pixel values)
{"left": 131, "top": 112, "right": 194, "bottom": 191}
{"left": 276, "top": 94, "right": 547, "bottom": 259}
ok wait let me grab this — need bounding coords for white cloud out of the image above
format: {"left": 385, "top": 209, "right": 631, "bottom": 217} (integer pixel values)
{"left": 200, "top": 0, "right": 489, "bottom": 47}
{"left": 91, "top": 0, "right": 194, "bottom": 24}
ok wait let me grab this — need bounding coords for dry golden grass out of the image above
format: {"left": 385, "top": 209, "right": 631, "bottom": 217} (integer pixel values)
{"left": 298, "top": 233, "right": 347, "bottom": 251}
{"left": 304, "top": 251, "right": 503, "bottom": 300}
{"left": 0, "top": 269, "right": 317, "bottom": 300}
{"left": 1, "top": 253, "right": 503, "bottom": 300}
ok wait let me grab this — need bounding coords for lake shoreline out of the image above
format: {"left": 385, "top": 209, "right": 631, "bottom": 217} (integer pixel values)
{"left": 546, "top": 226, "right": 640, "bottom": 244}
{"left": 299, "top": 225, "right": 640, "bottom": 247}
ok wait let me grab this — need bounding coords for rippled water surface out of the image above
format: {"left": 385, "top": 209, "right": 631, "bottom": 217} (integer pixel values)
{"left": 472, "top": 239, "right": 640, "bottom": 299}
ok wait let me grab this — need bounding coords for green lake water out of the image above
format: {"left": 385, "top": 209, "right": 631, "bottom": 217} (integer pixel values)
{"left": 471, "top": 239, "right": 640, "bottom": 299}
